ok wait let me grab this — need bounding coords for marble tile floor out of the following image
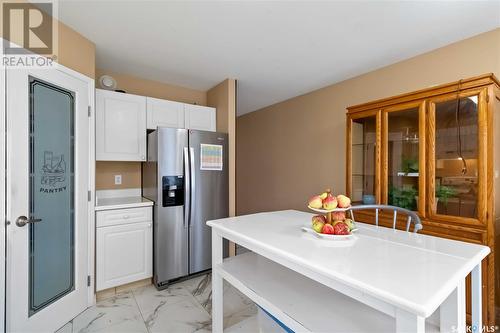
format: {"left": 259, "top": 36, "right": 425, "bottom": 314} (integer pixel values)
{"left": 56, "top": 274, "right": 259, "bottom": 333}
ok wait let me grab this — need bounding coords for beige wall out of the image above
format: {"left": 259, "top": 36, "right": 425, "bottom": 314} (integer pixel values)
{"left": 237, "top": 28, "right": 500, "bottom": 215}
{"left": 207, "top": 79, "right": 237, "bottom": 256}
{"left": 95, "top": 69, "right": 207, "bottom": 106}
{"left": 207, "top": 80, "right": 230, "bottom": 133}
{"left": 95, "top": 162, "right": 142, "bottom": 190}
{"left": 58, "top": 24, "right": 95, "bottom": 78}
{"left": 207, "top": 79, "right": 237, "bottom": 217}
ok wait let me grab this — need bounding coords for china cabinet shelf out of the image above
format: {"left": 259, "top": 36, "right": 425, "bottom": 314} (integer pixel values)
{"left": 389, "top": 139, "right": 419, "bottom": 143}
{"left": 395, "top": 172, "right": 419, "bottom": 177}
{"left": 351, "top": 142, "right": 376, "bottom": 146}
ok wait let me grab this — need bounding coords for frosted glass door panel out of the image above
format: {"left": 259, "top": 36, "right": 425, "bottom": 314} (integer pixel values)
{"left": 29, "top": 78, "right": 75, "bottom": 315}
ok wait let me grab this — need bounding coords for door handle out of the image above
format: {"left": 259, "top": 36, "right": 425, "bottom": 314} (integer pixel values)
{"left": 15, "top": 216, "right": 42, "bottom": 227}
{"left": 189, "top": 147, "right": 195, "bottom": 228}
{"left": 184, "top": 147, "right": 190, "bottom": 228}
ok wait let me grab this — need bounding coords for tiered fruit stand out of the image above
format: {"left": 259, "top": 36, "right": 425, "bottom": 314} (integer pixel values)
{"left": 307, "top": 206, "right": 352, "bottom": 224}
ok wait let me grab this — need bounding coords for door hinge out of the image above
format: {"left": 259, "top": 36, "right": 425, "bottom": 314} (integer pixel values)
{"left": 87, "top": 275, "right": 91, "bottom": 287}
{"left": 88, "top": 190, "right": 91, "bottom": 202}
{"left": 88, "top": 105, "right": 91, "bottom": 117}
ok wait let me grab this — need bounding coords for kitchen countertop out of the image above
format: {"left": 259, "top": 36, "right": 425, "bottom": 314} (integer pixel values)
{"left": 95, "top": 195, "right": 154, "bottom": 211}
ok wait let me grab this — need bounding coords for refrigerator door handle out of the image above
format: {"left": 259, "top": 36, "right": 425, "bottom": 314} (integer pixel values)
{"left": 183, "top": 147, "right": 190, "bottom": 228}
{"left": 189, "top": 147, "right": 196, "bottom": 228}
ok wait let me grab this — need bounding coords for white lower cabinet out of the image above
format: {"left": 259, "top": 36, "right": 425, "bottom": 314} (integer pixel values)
{"left": 96, "top": 207, "right": 152, "bottom": 291}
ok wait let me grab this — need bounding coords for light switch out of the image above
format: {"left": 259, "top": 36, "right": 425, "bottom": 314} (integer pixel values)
{"left": 114, "top": 175, "right": 122, "bottom": 185}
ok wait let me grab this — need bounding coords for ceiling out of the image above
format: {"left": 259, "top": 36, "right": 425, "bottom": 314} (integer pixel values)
{"left": 58, "top": 1, "right": 500, "bottom": 116}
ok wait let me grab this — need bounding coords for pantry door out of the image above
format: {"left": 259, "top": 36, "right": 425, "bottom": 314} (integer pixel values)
{"left": 6, "top": 66, "right": 90, "bottom": 332}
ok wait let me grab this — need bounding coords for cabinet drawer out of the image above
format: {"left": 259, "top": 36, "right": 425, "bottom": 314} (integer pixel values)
{"left": 96, "top": 207, "right": 152, "bottom": 228}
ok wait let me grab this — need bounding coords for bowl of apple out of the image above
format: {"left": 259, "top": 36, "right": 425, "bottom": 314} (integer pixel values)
{"left": 304, "top": 189, "right": 356, "bottom": 239}
{"left": 302, "top": 215, "right": 357, "bottom": 240}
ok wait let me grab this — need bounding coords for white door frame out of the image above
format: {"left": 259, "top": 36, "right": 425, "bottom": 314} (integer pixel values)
{"left": 2, "top": 56, "right": 96, "bottom": 330}
{"left": 1, "top": 55, "right": 6, "bottom": 333}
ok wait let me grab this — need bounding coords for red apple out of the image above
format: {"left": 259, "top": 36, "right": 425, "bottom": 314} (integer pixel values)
{"left": 336, "top": 195, "right": 351, "bottom": 208}
{"left": 308, "top": 195, "right": 323, "bottom": 209}
{"left": 312, "top": 221, "right": 325, "bottom": 233}
{"left": 321, "top": 223, "right": 335, "bottom": 234}
{"left": 331, "top": 220, "right": 344, "bottom": 227}
{"left": 331, "top": 211, "right": 346, "bottom": 221}
{"left": 322, "top": 194, "right": 338, "bottom": 210}
{"left": 311, "top": 215, "right": 327, "bottom": 225}
{"left": 333, "top": 222, "right": 350, "bottom": 235}
{"left": 319, "top": 189, "right": 330, "bottom": 200}
{"left": 344, "top": 218, "right": 355, "bottom": 231}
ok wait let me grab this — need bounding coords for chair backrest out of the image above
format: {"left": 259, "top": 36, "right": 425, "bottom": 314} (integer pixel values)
{"left": 348, "top": 204, "right": 423, "bottom": 233}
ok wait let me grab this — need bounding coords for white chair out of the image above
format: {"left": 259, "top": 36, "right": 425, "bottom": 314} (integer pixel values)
{"left": 348, "top": 204, "right": 423, "bottom": 233}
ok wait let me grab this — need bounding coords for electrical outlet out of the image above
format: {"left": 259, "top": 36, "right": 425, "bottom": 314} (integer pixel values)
{"left": 114, "top": 175, "right": 122, "bottom": 185}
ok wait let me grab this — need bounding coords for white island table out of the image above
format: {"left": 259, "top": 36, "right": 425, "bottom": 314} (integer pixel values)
{"left": 207, "top": 210, "right": 490, "bottom": 333}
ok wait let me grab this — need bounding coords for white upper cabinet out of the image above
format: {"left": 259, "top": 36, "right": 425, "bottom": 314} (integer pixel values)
{"left": 96, "top": 89, "right": 217, "bottom": 161}
{"left": 146, "top": 97, "right": 185, "bottom": 130}
{"left": 96, "top": 89, "right": 147, "bottom": 161}
{"left": 184, "top": 104, "right": 216, "bottom": 131}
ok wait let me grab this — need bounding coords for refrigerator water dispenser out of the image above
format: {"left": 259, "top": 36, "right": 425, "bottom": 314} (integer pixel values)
{"left": 162, "top": 176, "right": 184, "bottom": 207}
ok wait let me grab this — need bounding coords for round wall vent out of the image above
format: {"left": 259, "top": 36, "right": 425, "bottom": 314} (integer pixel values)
{"left": 99, "top": 75, "right": 117, "bottom": 90}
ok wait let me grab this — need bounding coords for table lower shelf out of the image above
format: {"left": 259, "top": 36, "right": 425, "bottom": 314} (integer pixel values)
{"left": 218, "top": 252, "right": 439, "bottom": 333}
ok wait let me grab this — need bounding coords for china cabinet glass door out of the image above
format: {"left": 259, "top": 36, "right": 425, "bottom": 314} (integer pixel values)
{"left": 383, "top": 102, "right": 425, "bottom": 215}
{"left": 346, "top": 75, "right": 498, "bottom": 326}
{"left": 347, "top": 111, "right": 380, "bottom": 205}
{"left": 428, "top": 89, "right": 487, "bottom": 225}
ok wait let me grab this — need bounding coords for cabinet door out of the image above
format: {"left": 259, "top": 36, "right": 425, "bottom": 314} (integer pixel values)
{"left": 96, "top": 89, "right": 146, "bottom": 161}
{"left": 347, "top": 110, "right": 381, "bottom": 204}
{"left": 146, "top": 97, "right": 184, "bottom": 130}
{"left": 427, "top": 88, "right": 487, "bottom": 227}
{"left": 184, "top": 104, "right": 216, "bottom": 131}
{"left": 96, "top": 222, "right": 152, "bottom": 291}
{"left": 382, "top": 102, "right": 426, "bottom": 216}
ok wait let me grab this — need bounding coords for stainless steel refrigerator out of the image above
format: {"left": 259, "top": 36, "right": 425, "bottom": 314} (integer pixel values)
{"left": 142, "top": 127, "right": 229, "bottom": 289}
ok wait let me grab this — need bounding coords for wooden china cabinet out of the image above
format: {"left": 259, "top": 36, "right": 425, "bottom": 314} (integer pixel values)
{"left": 346, "top": 74, "right": 500, "bottom": 325}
